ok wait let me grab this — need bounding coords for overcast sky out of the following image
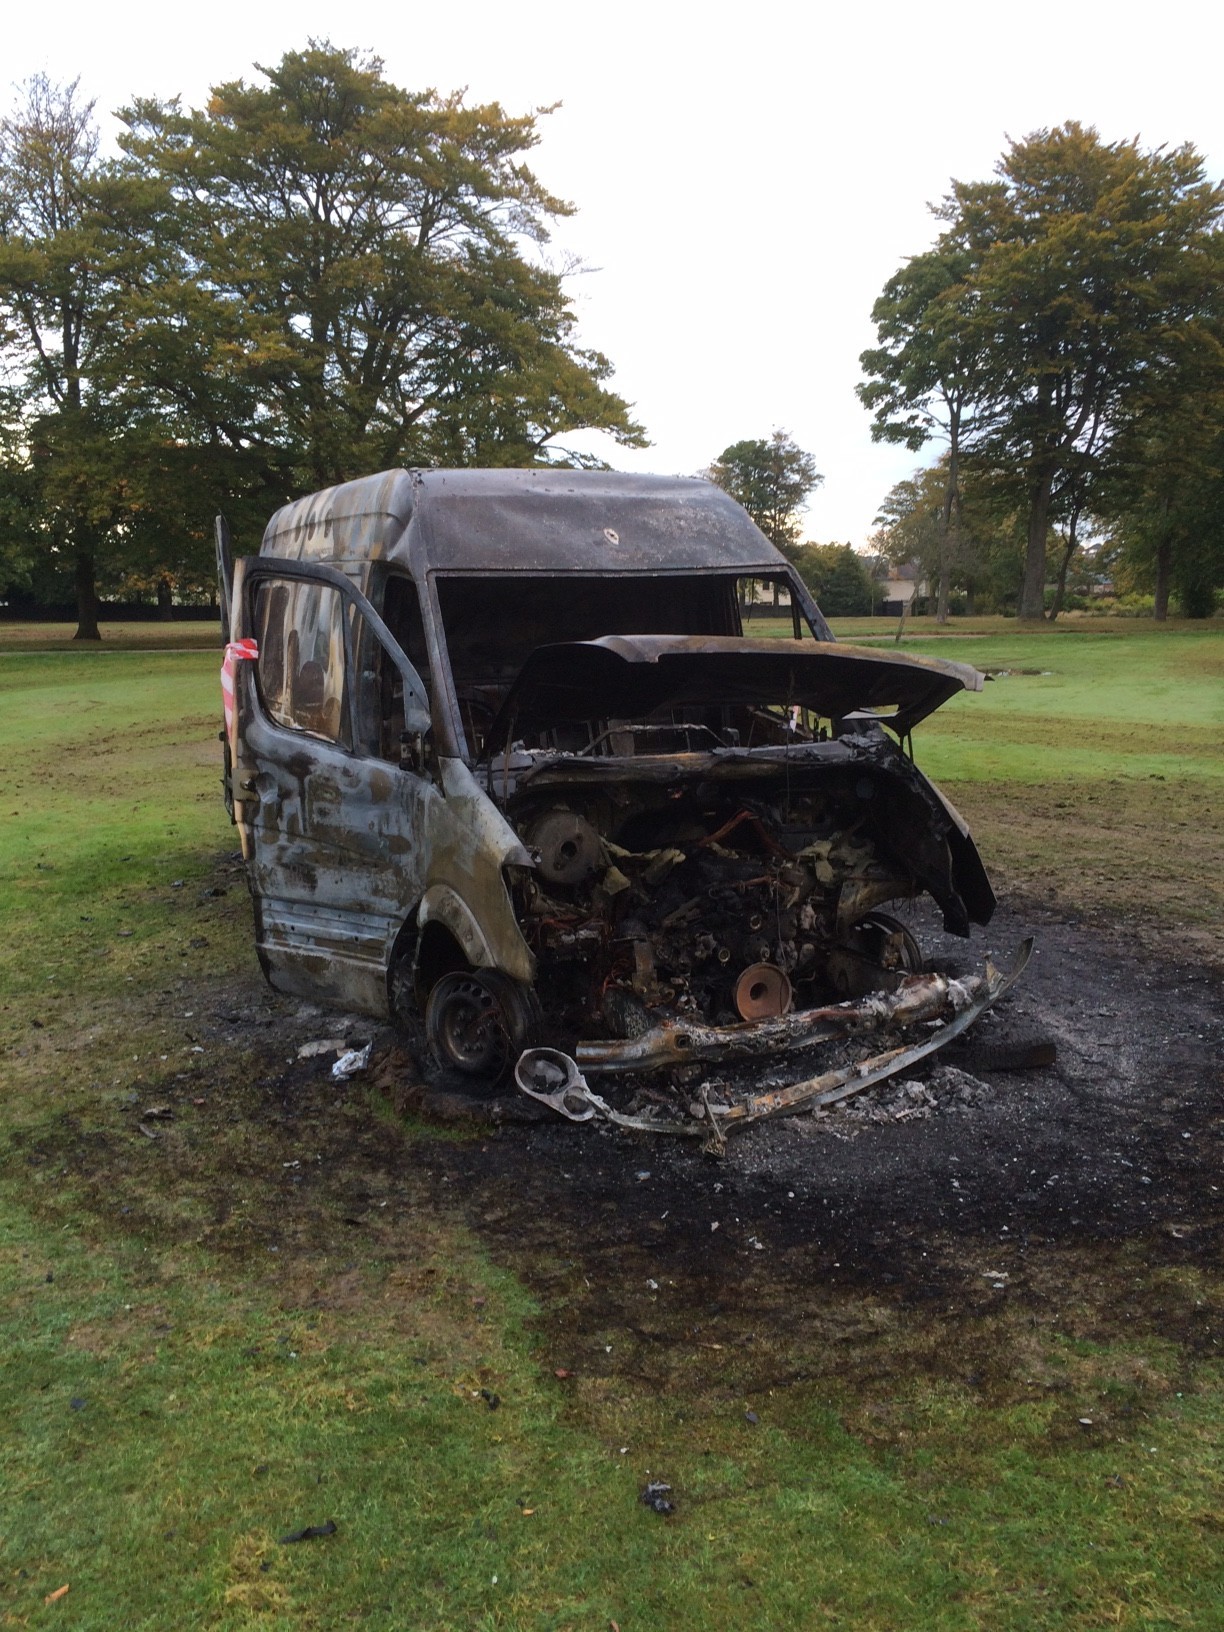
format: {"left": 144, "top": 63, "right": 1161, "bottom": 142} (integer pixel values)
{"left": 7, "top": 1, "right": 1224, "bottom": 543}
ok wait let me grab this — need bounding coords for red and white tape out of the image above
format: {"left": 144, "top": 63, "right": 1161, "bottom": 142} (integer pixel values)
{"left": 221, "top": 637, "right": 259, "bottom": 740}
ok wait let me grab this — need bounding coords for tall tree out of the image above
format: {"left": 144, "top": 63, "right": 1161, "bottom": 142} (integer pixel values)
{"left": 858, "top": 241, "right": 988, "bottom": 623}
{"left": 0, "top": 76, "right": 112, "bottom": 638}
{"left": 939, "top": 123, "right": 1224, "bottom": 618}
{"left": 704, "top": 430, "right": 822, "bottom": 551}
{"left": 1102, "top": 386, "right": 1224, "bottom": 618}
{"left": 111, "top": 43, "right": 644, "bottom": 497}
{"left": 872, "top": 468, "right": 946, "bottom": 589}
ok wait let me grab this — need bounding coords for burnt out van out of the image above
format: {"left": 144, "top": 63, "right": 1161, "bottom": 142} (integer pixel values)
{"left": 216, "top": 468, "right": 995, "bottom": 1084}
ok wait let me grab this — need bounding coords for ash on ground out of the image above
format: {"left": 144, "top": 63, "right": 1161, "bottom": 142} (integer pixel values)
{"left": 811, "top": 1062, "right": 994, "bottom": 1134}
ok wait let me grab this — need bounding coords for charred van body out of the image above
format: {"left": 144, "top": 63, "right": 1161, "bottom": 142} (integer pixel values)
{"left": 217, "top": 468, "right": 995, "bottom": 1085}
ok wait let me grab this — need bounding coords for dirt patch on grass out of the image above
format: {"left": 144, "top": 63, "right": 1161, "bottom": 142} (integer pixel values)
{"left": 947, "top": 777, "right": 1224, "bottom": 955}
{"left": 13, "top": 877, "right": 1222, "bottom": 1455}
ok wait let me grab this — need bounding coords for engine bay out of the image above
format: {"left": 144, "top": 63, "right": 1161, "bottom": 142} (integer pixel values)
{"left": 506, "top": 750, "right": 975, "bottom": 1048}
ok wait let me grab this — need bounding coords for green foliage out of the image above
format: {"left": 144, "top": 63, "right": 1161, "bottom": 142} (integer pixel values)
{"left": 792, "top": 542, "right": 873, "bottom": 616}
{"left": 112, "top": 43, "right": 644, "bottom": 494}
{"left": 0, "top": 76, "right": 114, "bottom": 634}
{"left": 858, "top": 243, "right": 984, "bottom": 450}
{"left": 871, "top": 464, "right": 1033, "bottom": 615}
{"left": 0, "top": 452, "right": 43, "bottom": 592}
{"left": 858, "top": 243, "right": 987, "bottom": 620}
{"left": 872, "top": 469, "right": 945, "bottom": 572}
{"left": 704, "top": 429, "right": 821, "bottom": 551}
{"left": 1097, "top": 356, "right": 1224, "bottom": 618}
{"left": 954, "top": 124, "right": 1224, "bottom": 616}
{"left": 863, "top": 122, "right": 1224, "bottom": 618}
{"left": 0, "top": 48, "right": 645, "bottom": 625}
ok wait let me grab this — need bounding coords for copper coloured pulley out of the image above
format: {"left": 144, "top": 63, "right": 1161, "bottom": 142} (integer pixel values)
{"left": 733, "top": 962, "right": 793, "bottom": 1021}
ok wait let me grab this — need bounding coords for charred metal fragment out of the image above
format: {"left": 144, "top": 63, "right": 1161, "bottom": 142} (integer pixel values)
{"left": 514, "top": 940, "right": 1032, "bottom": 1146}
{"left": 573, "top": 969, "right": 963, "bottom": 1074}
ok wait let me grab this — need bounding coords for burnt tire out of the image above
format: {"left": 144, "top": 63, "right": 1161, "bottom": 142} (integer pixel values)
{"left": 424, "top": 969, "right": 541, "bottom": 1089}
{"left": 859, "top": 911, "right": 923, "bottom": 974}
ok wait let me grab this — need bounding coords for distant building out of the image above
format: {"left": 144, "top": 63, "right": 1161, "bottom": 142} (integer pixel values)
{"left": 869, "top": 559, "right": 926, "bottom": 617}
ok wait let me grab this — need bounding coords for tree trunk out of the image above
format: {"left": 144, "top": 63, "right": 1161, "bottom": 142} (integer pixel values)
{"left": 1019, "top": 472, "right": 1054, "bottom": 619}
{"left": 157, "top": 576, "right": 174, "bottom": 621}
{"left": 1048, "top": 547, "right": 1070, "bottom": 620}
{"left": 937, "top": 429, "right": 960, "bottom": 627}
{"left": 73, "top": 549, "right": 101, "bottom": 641}
{"left": 936, "top": 559, "right": 951, "bottom": 623}
{"left": 1154, "top": 535, "right": 1172, "bottom": 621}
{"left": 1047, "top": 503, "right": 1082, "bottom": 623}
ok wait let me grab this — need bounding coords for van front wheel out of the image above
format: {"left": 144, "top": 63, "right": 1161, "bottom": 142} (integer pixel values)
{"left": 424, "top": 970, "right": 540, "bottom": 1087}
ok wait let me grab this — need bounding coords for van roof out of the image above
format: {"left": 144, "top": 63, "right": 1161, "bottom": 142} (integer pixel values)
{"left": 259, "top": 467, "right": 789, "bottom": 576}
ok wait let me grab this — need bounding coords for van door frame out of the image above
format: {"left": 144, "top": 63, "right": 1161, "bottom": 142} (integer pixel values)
{"left": 238, "top": 556, "right": 431, "bottom": 747}
{"left": 229, "top": 555, "right": 436, "bottom": 1016}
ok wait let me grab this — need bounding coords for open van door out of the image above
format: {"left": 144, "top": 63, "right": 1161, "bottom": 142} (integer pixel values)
{"left": 215, "top": 514, "right": 234, "bottom": 643}
{"left": 228, "top": 555, "right": 437, "bottom": 1016}
{"left": 215, "top": 515, "right": 237, "bottom": 817}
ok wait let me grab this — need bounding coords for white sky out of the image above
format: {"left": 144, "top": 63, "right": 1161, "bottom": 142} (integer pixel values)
{"left": 7, "top": 0, "right": 1224, "bottom": 543}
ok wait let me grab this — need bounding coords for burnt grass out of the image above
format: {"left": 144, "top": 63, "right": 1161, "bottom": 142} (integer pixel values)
{"left": 17, "top": 880, "right": 1224, "bottom": 1433}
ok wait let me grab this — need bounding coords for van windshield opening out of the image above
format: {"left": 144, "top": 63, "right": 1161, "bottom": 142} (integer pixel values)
{"left": 436, "top": 572, "right": 807, "bottom": 689}
{"left": 434, "top": 571, "right": 814, "bottom": 760}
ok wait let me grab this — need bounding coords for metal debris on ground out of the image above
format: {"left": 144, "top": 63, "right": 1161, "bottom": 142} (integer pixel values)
{"left": 331, "top": 1043, "right": 372, "bottom": 1080}
{"left": 515, "top": 941, "right": 1032, "bottom": 1152}
{"left": 815, "top": 1062, "right": 996, "bottom": 1132}
{"left": 278, "top": 1521, "right": 338, "bottom": 1544}
{"left": 297, "top": 1038, "right": 348, "bottom": 1060}
{"left": 640, "top": 1481, "right": 675, "bottom": 1515}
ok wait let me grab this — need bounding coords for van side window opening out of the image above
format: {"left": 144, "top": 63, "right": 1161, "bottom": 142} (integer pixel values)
{"left": 254, "top": 581, "right": 350, "bottom": 746}
{"left": 348, "top": 576, "right": 432, "bottom": 762}
{"left": 382, "top": 576, "right": 432, "bottom": 686}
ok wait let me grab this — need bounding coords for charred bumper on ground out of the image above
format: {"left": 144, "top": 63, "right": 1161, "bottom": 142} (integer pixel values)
{"left": 515, "top": 940, "right": 1032, "bottom": 1152}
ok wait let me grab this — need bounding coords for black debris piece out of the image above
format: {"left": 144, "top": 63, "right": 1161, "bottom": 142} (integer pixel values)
{"left": 278, "top": 1521, "right": 337, "bottom": 1544}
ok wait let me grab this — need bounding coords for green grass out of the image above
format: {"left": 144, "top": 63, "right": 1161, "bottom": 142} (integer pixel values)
{"left": 0, "top": 648, "right": 242, "bottom": 1011}
{"left": 857, "top": 624, "right": 1224, "bottom": 946}
{"left": 0, "top": 619, "right": 223, "bottom": 652}
{"left": 4, "top": 1193, "right": 1221, "bottom": 1631}
{"left": 863, "top": 624, "right": 1223, "bottom": 785}
{"left": 1, "top": 622, "right": 1223, "bottom": 1629}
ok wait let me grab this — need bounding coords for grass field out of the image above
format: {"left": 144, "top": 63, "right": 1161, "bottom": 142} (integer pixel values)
{"left": 1, "top": 618, "right": 1222, "bottom": 1629}
{"left": 860, "top": 623, "right": 1224, "bottom": 960}
{"left": 0, "top": 620, "right": 222, "bottom": 651}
